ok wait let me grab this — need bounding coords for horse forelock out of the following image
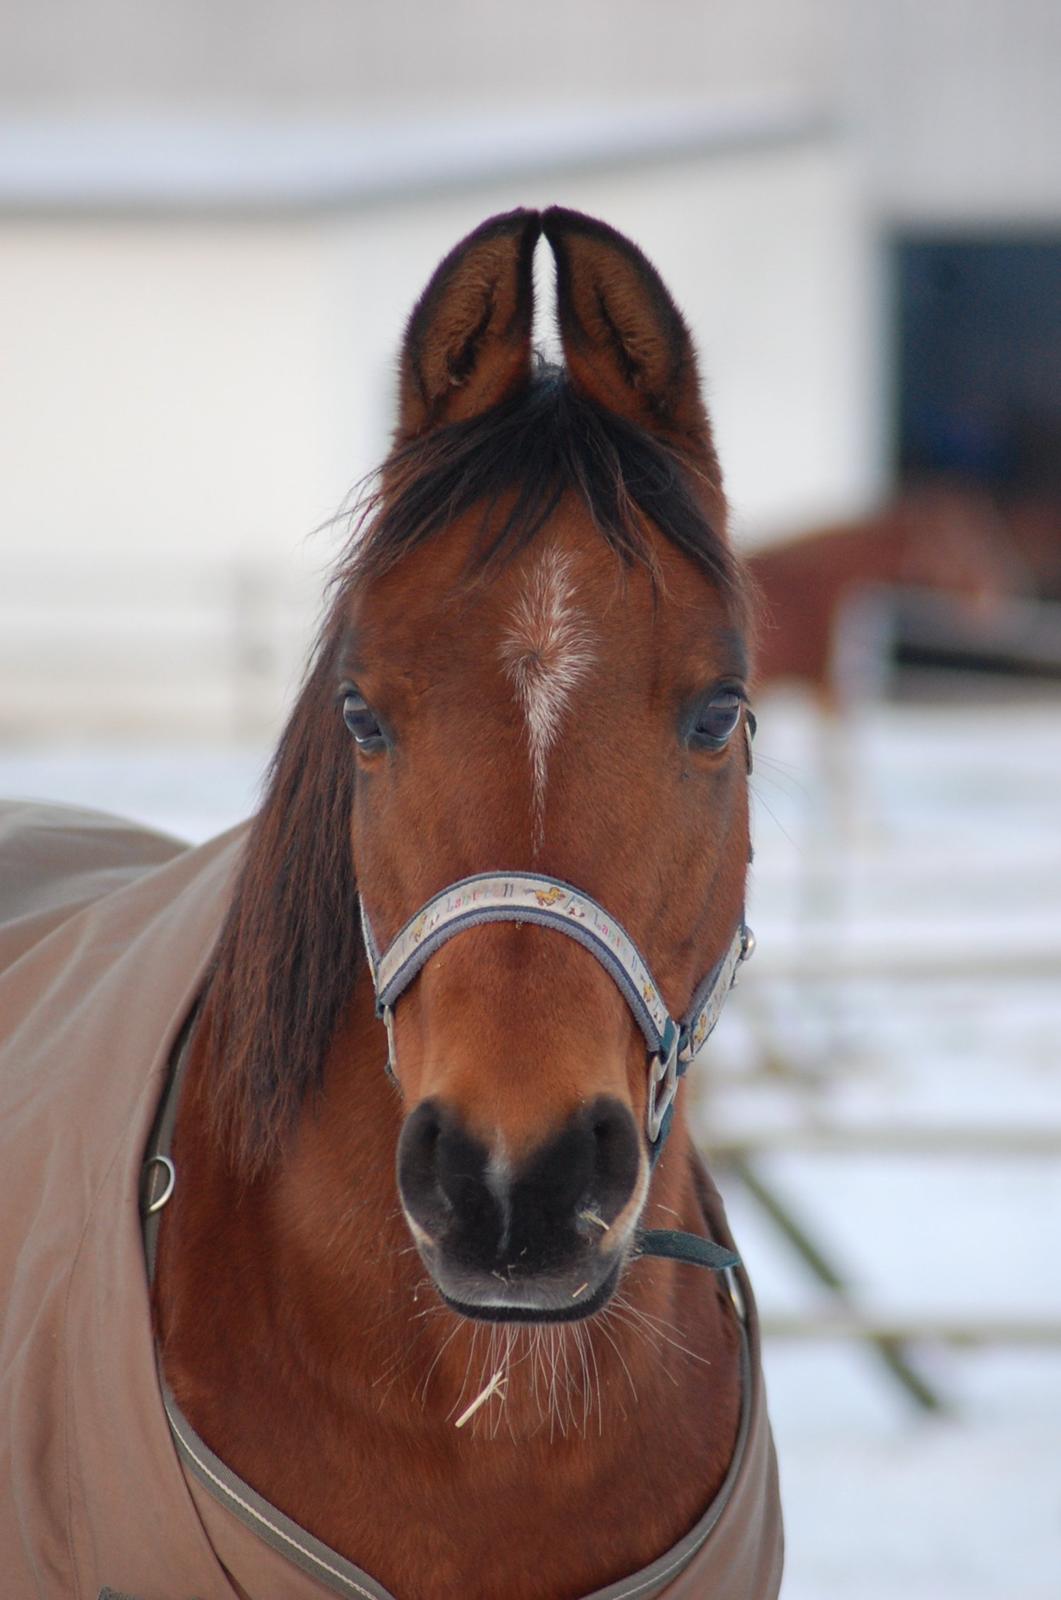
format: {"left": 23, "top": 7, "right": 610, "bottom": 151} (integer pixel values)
{"left": 337, "top": 365, "right": 741, "bottom": 607}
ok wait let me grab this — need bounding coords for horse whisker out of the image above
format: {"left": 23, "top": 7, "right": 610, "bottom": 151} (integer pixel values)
{"left": 418, "top": 1319, "right": 463, "bottom": 1407}
{"left": 594, "top": 1308, "right": 639, "bottom": 1407}
{"left": 609, "top": 1301, "right": 709, "bottom": 1369}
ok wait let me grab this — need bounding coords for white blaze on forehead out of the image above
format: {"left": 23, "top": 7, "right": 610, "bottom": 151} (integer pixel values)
{"left": 500, "top": 547, "right": 595, "bottom": 845}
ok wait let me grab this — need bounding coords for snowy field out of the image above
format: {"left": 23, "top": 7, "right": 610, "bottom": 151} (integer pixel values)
{"left": 2, "top": 697, "right": 1059, "bottom": 1598}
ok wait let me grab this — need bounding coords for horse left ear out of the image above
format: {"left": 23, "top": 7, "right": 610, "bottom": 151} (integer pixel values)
{"left": 542, "top": 207, "right": 712, "bottom": 454}
{"left": 396, "top": 208, "right": 542, "bottom": 441}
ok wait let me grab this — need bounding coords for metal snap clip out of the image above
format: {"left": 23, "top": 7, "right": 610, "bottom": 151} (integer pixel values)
{"left": 646, "top": 1020, "right": 681, "bottom": 1142}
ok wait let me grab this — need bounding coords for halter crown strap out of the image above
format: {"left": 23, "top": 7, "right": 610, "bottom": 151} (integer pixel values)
{"left": 359, "top": 872, "right": 752, "bottom": 1152}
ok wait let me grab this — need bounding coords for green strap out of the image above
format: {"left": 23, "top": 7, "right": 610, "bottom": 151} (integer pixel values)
{"left": 635, "top": 1228, "right": 739, "bottom": 1272}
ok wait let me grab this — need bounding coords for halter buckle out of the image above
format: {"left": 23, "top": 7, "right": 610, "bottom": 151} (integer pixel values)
{"left": 646, "top": 1018, "right": 682, "bottom": 1143}
{"left": 382, "top": 1003, "right": 398, "bottom": 1083}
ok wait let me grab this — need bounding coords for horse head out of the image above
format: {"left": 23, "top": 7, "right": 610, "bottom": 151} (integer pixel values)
{"left": 209, "top": 207, "right": 752, "bottom": 1326}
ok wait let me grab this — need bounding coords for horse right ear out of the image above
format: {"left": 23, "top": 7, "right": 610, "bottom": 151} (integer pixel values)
{"left": 542, "top": 206, "right": 713, "bottom": 457}
{"left": 396, "top": 208, "right": 541, "bottom": 441}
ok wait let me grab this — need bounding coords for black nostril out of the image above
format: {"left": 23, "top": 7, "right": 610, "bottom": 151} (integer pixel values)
{"left": 398, "top": 1100, "right": 499, "bottom": 1245}
{"left": 399, "top": 1098, "right": 442, "bottom": 1164}
{"left": 517, "top": 1098, "right": 639, "bottom": 1235}
{"left": 396, "top": 1099, "right": 447, "bottom": 1228}
{"left": 583, "top": 1096, "right": 641, "bottom": 1226}
{"left": 436, "top": 1127, "right": 495, "bottom": 1233}
{"left": 592, "top": 1103, "right": 626, "bottom": 1149}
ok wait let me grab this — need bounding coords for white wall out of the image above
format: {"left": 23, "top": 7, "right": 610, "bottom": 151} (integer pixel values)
{"left": 0, "top": 219, "right": 345, "bottom": 565}
{"left": 852, "top": 0, "right": 1061, "bottom": 224}
{"left": 0, "top": 137, "right": 876, "bottom": 734}
{"left": 0, "top": 0, "right": 843, "bottom": 114}
{"left": 0, "top": 139, "right": 874, "bottom": 563}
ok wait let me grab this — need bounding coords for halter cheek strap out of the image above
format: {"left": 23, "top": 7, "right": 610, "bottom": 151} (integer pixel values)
{"left": 358, "top": 873, "right": 753, "bottom": 1163}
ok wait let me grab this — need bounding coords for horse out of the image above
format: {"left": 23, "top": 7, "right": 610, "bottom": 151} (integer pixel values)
{"left": 748, "top": 484, "right": 1021, "bottom": 706}
{"left": 0, "top": 209, "right": 782, "bottom": 1600}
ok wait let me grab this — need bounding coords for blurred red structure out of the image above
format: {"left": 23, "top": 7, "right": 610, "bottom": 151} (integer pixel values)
{"left": 747, "top": 485, "right": 1027, "bottom": 702}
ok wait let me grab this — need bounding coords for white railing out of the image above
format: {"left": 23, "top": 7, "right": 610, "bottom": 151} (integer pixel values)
{"left": 694, "top": 696, "right": 1061, "bottom": 1405}
{"left": 1, "top": 559, "right": 322, "bottom": 740}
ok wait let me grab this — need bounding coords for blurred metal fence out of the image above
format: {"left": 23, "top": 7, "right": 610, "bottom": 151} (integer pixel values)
{"left": 0, "top": 559, "right": 320, "bottom": 740}
{"left": 692, "top": 692, "right": 1061, "bottom": 1407}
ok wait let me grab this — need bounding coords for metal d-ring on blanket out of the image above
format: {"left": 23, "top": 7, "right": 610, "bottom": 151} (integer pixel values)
{"left": 142, "top": 1153, "right": 175, "bottom": 1214}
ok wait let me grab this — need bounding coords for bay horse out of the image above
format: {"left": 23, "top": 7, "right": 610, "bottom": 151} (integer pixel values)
{"left": 0, "top": 209, "right": 781, "bottom": 1600}
{"left": 748, "top": 485, "right": 1019, "bottom": 706}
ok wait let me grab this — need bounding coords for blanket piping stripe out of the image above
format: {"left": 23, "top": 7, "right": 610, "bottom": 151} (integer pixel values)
{"left": 163, "top": 1393, "right": 388, "bottom": 1600}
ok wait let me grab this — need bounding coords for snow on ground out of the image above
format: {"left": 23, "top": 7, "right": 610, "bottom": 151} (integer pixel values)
{"left": 2, "top": 698, "right": 1060, "bottom": 1597}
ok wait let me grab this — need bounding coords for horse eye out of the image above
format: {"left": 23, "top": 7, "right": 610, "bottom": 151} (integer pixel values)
{"left": 691, "top": 691, "right": 743, "bottom": 750}
{"left": 342, "top": 691, "right": 385, "bottom": 750}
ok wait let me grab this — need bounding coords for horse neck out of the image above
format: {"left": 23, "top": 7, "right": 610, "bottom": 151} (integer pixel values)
{"left": 155, "top": 957, "right": 742, "bottom": 1590}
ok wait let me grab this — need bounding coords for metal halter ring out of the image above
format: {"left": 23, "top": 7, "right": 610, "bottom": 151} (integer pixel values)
{"left": 143, "top": 1153, "right": 176, "bottom": 1215}
{"left": 731, "top": 925, "right": 756, "bottom": 988}
{"left": 646, "top": 1019, "right": 682, "bottom": 1143}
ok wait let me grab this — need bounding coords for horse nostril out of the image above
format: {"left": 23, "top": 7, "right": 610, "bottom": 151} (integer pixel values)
{"left": 399, "top": 1099, "right": 442, "bottom": 1162}
{"left": 398, "top": 1100, "right": 498, "bottom": 1242}
{"left": 396, "top": 1099, "right": 448, "bottom": 1229}
{"left": 583, "top": 1096, "right": 641, "bottom": 1228}
{"left": 592, "top": 1104, "right": 625, "bottom": 1150}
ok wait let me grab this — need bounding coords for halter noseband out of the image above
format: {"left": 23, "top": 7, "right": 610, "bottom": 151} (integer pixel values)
{"left": 359, "top": 873, "right": 753, "bottom": 1160}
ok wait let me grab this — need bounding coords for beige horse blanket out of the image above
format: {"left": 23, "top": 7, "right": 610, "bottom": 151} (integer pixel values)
{"left": 0, "top": 801, "right": 782, "bottom": 1600}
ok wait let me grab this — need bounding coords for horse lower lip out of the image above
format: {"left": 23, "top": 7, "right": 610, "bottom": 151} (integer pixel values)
{"left": 437, "top": 1261, "right": 621, "bottom": 1325}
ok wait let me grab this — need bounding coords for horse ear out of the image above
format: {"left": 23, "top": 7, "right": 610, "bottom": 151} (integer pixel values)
{"left": 396, "top": 208, "right": 542, "bottom": 440}
{"left": 542, "top": 206, "right": 711, "bottom": 452}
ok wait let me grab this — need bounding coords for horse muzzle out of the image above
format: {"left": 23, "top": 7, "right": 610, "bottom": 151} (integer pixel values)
{"left": 396, "top": 1094, "right": 643, "bottom": 1322}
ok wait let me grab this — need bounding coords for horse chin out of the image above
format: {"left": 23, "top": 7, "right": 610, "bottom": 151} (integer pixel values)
{"left": 436, "top": 1258, "right": 624, "bottom": 1325}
